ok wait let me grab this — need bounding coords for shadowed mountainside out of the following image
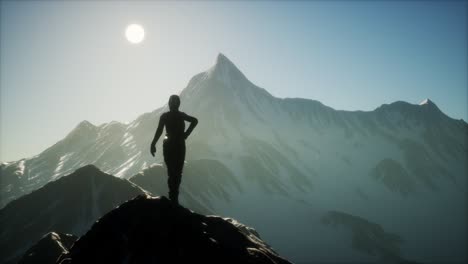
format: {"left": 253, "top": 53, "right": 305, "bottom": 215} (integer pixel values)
{"left": 321, "top": 211, "right": 423, "bottom": 264}
{"left": 0, "top": 165, "right": 147, "bottom": 264}
{"left": 57, "top": 195, "right": 292, "bottom": 264}
{"left": 18, "top": 232, "right": 78, "bottom": 264}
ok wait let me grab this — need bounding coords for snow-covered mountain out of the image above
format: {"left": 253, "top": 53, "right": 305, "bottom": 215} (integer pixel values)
{"left": 1, "top": 53, "right": 466, "bottom": 263}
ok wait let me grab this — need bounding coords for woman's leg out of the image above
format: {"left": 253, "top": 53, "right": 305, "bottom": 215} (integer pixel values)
{"left": 163, "top": 140, "right": 185, "bottom": 203}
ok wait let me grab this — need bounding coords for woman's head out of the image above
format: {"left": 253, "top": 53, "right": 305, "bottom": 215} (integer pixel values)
{"left": 168, "top": 95, "right": 180, "bottom": 111}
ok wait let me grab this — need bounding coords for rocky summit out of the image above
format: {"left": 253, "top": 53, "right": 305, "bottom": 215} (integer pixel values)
{"left": 58, "top": 195, "right": 292, "bottom": 264}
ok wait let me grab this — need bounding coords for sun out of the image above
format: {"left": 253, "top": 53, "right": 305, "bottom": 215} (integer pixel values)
{"left": 125, "top": 24, "right": 145, "bottom": 44}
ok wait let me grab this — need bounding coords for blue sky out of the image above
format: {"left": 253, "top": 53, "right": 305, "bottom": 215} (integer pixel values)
{"left": 1, "top": 1, "right": 466, "bottom": 161}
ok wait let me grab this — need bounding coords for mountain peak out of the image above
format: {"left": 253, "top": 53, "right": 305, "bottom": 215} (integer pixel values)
{"left": 76, "top": 120, "right": 95, "bottom": 129}
{"left": 212, "top": 52, "right": 240, "bottom": 71}
{"left": 64, "top": 120, "right": 98, "bottom": 143}
{"left": 215, "top": 52, "right": 232, "bottom": 65}
{"left": 207, "top": 53, "right": 248, "bottom": 85}
{"left": 54, "top": 164, "right": 137, "bottom": 189}
{"left": 419, "top": 98, "right": 435, "bottom": 106}
{"left": 74, "top": 164, "right": 102, "bottom": 175}
{"left": 69, "top": 120, "right": 97, "bottom": 134}
{"left": 418, "top": 98, "right": 443, "bottom": 115}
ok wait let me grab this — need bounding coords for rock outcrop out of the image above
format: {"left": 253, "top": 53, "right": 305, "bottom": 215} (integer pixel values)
{"left": 58, "top": 195, "right": 291, "bottom": 264}
{"left": 18, "top": 232, "right": 77, "bottom": 264}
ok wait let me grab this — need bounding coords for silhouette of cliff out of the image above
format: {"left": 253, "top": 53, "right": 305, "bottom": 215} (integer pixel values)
{"left": 57, "top": 195, "right": 292, "bottom": 264}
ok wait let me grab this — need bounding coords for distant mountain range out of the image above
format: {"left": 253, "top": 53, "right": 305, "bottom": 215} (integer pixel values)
{"left": 1, "top": 53, "right": 466, "bottom": 263}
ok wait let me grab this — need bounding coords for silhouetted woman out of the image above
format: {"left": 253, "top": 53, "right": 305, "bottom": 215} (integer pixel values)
{"left": 150, "top": 95, "right": 198, "bottom": 204}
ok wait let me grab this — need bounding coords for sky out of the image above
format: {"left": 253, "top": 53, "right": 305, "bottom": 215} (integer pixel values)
{"left": 1, "top": 1, "right": 466, "bottom": 161}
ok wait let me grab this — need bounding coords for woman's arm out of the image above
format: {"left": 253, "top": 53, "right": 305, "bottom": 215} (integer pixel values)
{"left": 183, "top": 114, "right": 198, "bottom": 139}
{"left": 150, "top": 115, "right": 165, "bottom": 156}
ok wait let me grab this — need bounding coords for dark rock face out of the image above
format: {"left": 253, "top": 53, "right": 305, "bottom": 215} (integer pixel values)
{"left": 370, "top": 158, "right": 416, "bottom": 196}
{"left": 58, "top": 195, "right": 291, "bottom": 264}
{"left": 18, "top": 232, "right": 77, "bottom": 264}
{"left": 321, "top": 211, "right": 419, "bottom": 264}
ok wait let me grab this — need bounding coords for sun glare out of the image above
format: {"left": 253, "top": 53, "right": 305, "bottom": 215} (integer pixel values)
{"left": 125, "top": 24, "right": 145, "bottom": 44}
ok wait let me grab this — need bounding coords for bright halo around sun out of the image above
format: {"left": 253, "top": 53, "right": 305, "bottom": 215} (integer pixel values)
{"left": 125, "top": 24, "right": 145, "bottom": 44}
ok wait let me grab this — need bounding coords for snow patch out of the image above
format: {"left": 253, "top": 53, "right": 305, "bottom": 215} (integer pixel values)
{"left": 15, "top": 160, "right": 25, "bottom": 176}
{"left": 121, "top": 132, "right": 134, "bottom": 146}
{"left": 53, "top": 153, "right": 74, "bottom": 179}
{"left": 419, "top": 99, "right": 430, "bottom": 105}
{"left": 115, "top": 152, "right": 142, "bottom": 177}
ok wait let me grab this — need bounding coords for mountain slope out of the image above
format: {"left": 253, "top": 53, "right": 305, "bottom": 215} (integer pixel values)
{"left": 18, "top": 232, "right": 77, "bottom": 264}
{"left": 57, "top": 195, "right": 292, "bottom": 264}
{"left": 0, "top": 165, "right": 146, "bottom": 264}
{"left": 129, "top": 159, "right": 242, "bottom": 215}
